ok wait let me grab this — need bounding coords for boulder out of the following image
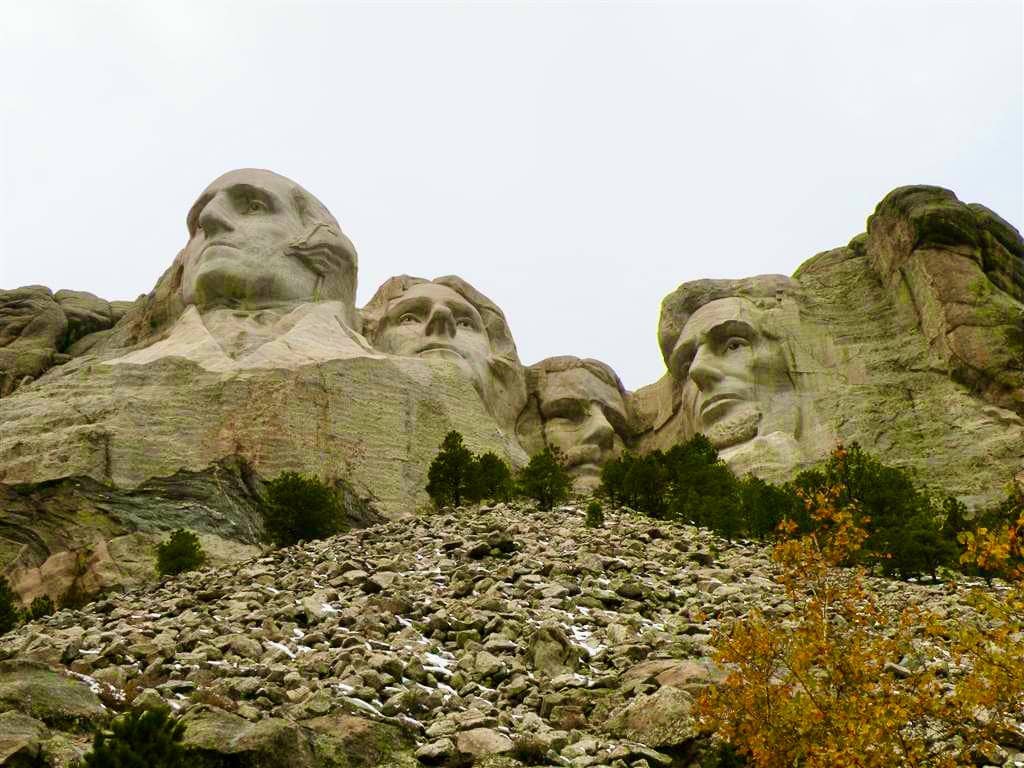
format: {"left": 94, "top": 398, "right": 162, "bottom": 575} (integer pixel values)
{"left": 303, "top": 713, "right": 418, "bottom": 767}
{"left": 0, "top": 660, "right": 105, "bottom": 731}
{"left": 181, "top": 706, "right": 316, "bottom": 768}
{"left": 0, "top": 711, "right": 49, "bottom": 766}
{"left": 605, "top": 685, "right": 700, "bottom": 749}
{"left": 529, "top": 623, "right": 580, "bottom": 678}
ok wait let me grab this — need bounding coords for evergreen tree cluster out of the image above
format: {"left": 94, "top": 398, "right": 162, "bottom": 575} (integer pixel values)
{"left": 426, "top": 431, "right": 515, "bottom": 507}
{"left": 261, "top": 471, "right": 347, "bottom": 547}
{"left": 599, "top": 435, "right": 799, "bottom": 541}
{"left": 599, "top": 436, "right": 1014, "bottom": 582}
{"left": 155, "top": 529, "right": 206, "bottom": 577}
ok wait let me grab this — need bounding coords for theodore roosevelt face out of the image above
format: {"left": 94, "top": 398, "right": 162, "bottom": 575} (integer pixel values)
{"left": 535, "top": 365, "right": 628, "bottom": 487}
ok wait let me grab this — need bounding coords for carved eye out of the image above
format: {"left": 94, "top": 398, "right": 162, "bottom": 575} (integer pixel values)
{"left": 399, "top": 313, "right": 420, "bottom": 325}
{"left": 246, "top": 198, "right": 268, "bottom": 214}
{"left": 725, "top": 337, "right": 748, "bottom": 352}
{"left": 456, "top": 318, "right": 475, "bottom": 330}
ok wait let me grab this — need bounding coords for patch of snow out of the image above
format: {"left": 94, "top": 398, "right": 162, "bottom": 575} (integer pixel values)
{"left": 343, "top": 696, "right": 383, "bottom": 717}
{"left": 266, "top": 640, "right": 296, "bottom": 659}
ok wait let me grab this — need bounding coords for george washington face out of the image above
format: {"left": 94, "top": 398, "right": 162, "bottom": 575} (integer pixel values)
{"left": 181, "top": 169, "right": 355, "bottom": 313}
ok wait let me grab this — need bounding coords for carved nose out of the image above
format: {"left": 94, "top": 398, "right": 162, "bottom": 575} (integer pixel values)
{"left": 688, "top": 345, "right": 722, "bottom": 391}
{"left": 581, "top": 405, "right": 614, "bottom": 449}
{"left": 425, "top": 305, "right": 456, "bottom": 337}
{"left": 197, "top": 194, "right": 235, "bottom": 238}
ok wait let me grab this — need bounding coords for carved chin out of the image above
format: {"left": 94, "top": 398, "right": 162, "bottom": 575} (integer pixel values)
{"left": 703, "top": 407, "right": 762, "bottom": 450}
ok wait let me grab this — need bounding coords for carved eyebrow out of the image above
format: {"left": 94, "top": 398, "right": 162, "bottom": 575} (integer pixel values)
{"left": 706, "top": 319, "right": 756, "bottom": 340}
{"left": 386, "top": 295, "right": 431, "bottom": 317}
{"left": 186, "top": 193, "right": 213, "bottom": 236}
{"left": 539, "top": 397, "right": 588, "bottom": 419}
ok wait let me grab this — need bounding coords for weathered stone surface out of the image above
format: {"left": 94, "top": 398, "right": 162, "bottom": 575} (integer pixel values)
{"left": 606, "top": 685, "right": 700, "bottom": 748}
{"left": 0, "top": 711, "right": 50, "bottom": 766}
{"left": 0, "top": 352, "right": 525, "bottom": 522}
{"left": 303, "top": 714, "right": 418, "bottom": 768}
{"left": 638, "top": 186, "right": 1024, "bottom": 505}
{"left": 0, "top": 660, "right": 106, "bottom": 730}
{"left": 182, "top": 706, "right": 317, "bottom": 767}
{"left": 455, "top": 727, "right": 514, "bottom": 757}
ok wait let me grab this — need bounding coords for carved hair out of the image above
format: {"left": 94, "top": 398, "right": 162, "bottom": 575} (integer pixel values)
{"left": 657, "top": 275, "right": 798, "bottom": 366}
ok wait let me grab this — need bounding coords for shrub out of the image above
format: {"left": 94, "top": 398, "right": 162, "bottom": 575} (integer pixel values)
{"left": 585, "top": 500, "right": 604, "bottom": 528}
{"left": 510, "top": 734, "right": 552, "bottom": 765}
{"left": 426, "top": 431, "right": 477, "bottom": 508}
{"left": 473, "top": 451, "right": 514, "bottom": 503}
{"left": 0, "top": 576, "right": 21, "bottom": 635}
{"left": 155, "top": 529, "right": 206, "bottom": 577}
{"left": 664, "top": 436, "right": 741, "bottom": 536}
{"left": 518, "top": 447, "right": 572, "bottom": 511}
{"left": 28, "top": 594, "right": 55, "bottom": 621}
{"left": 698, "top": 481, "right": 1024, "bottom": 767}
{"left": 81, "top": 705, "right": 187, "bottom": 767}
{"left": 262, "top": 471, "right": 345, "bottom": 547}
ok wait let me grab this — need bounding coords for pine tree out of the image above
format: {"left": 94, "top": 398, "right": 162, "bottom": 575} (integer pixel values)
{"left": 517, "top": 447, "right": 572, "bottom": 511}
{"left": 155, "top": 529, "right": 206, "bottom": 576}
{"left": 262, "top": 472, "right": 344, "bottom": 547}
{"left": 82, "top": 706, "right": 187, "bottom": 767}
{"left": 0, "top": 576, "right": 21, "bottom": 635}
{"left": 426, "top": 431, "right": 477, "bottom": 508}
{"left": 473, "top": 452, "right": 514, "bottom": 503}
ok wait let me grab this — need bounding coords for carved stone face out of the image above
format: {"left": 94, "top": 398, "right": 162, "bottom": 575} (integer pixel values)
{"left": 374, "top": 282, "right": 492, "bottom": 387}
{"left": 181, "top": 169, "right": 352, "bottom": 312}
{"left": 669, "top": 297, "right": 792, "bottom": 450}
{"left": 536, "top": 367, "right": 628, "bottom": 488}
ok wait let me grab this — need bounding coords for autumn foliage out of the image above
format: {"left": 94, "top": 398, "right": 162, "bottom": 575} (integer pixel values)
{"left": 698, "top": 446, "right": 1024, "bottom": 767}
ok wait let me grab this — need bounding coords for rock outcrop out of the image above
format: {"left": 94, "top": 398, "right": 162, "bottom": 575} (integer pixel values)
{"left": 637, "top": 186, "right": 1024, "bottom": 506}
{"left": 1, "top": 176, "right": 1021, "bottom": 602}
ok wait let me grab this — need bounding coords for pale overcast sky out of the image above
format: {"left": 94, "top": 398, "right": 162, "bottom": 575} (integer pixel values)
{"left": 1, "top": 0, "right": 1021, "bottom": 389}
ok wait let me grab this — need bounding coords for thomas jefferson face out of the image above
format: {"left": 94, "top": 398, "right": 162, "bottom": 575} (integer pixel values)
{"left": 182, "top": 170, "right": 324, "bottom": 310}
{"left": 669, "top": 297, "right": 792, "bottom": 450}
{"left": 375, "top": 282, "right": 492, "bottom": 386}
{"left": 536, "top": 366, "right": 628, "bottom": 487}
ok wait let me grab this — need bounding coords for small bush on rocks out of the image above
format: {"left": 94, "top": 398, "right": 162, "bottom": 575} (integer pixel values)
{"left": 79, "top": 705, "right": 187, "bottom": 767}
{"left": 0, "top": 576, "right": 21, "bottom": 634}
{"left": 28, "top": 594, "right": 55, "bottom": 620}
{"left": 262, "top": 471, "right": 345, "bottom": 547}
{"left": 585, "top": 500, "right": 604, "bottom": 528}
{"left": 510, "top": 734, "right": 553, "bottom": 765}
{"left": 155, "top": 529, "right": 206, "bottom": 576}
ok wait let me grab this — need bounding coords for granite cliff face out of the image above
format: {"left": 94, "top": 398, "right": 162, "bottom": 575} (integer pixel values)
{"left": 1, "top": 175, "right": 1021, "bottom": 600}
{"left": 635, "top": 186, "right": 1024, "bottom": 506}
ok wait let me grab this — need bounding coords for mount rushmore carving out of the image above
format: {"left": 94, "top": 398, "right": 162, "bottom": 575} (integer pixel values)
{"left": 1, "top": 170, "right": 1022, "bottom": 586}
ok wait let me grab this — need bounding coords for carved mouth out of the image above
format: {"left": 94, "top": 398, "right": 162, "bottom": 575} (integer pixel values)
{"left": 200, "top": 241, "right": 239, "bottom": 255}
{"left": 700, "top": 393, "right": 743, "bottom": 417}
{"left": 417, "top": 343, "right": 464, "bottom": 359}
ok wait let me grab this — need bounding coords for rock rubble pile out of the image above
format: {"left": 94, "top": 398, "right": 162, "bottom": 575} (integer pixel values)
{"left": 0, "top": 503, "right": 1019, "bottom": 767}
